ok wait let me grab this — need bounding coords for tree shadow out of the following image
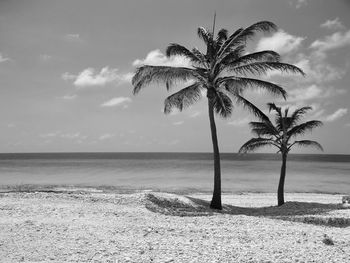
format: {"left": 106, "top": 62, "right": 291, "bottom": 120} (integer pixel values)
{"left": 145, "top": 193, "right": 350, "bottom": 228}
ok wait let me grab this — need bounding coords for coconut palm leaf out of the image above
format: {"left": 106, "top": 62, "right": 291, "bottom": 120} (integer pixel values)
{"left": 166, "top": 43, "right": 203, "bottom": 64}
{"left": 231, "top": 94, "right": 271, "bottom": 122}
{"left": 249, "top": 121, "right": 279, "bottom": 137}
{"left": 217, "top": 76, "right": 286, "bottom": 99}
{"left": 239, "top": 137, "right": 279, "bottom": 153}
{"left": 222, "top": 50, "right": 281, "bottom": 68}
{"left": 289, "top": 106, "right": 312, "bottom": 127}
{"left": 287, "top": 120, "right": 323, "bottom": 138}
{"left": 213, "top": 90, "right": 233, "bottom": 118}
{"left": 230, "top": 61, "right": 305, "bottom": 76}
{"left": 132, "top": 66, "right": 199, "bottom": 94}
{"left": 290, "top": 140, "right": 324, "bottom": 151}
{"left": 164, "top": 82, "right": 203, "bottom": 114}
{"left": 219, "top": 21, "right": 277, "bottom": 57}
{"left": 197, "top": 27, "right": 213, "bottom": 46}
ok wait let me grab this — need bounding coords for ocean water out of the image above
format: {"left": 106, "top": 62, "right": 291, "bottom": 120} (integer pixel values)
{"left": 0, "top": 153, "right": 349, "bottom": 194}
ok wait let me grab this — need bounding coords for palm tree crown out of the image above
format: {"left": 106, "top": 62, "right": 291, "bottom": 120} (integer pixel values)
{"left": 132, "top": 20, "right": 304, "bottom": 210}
{"left": 239, "top": 103, "right": 323, "bottom": 154}
{"left": 132, "top": 21, "right": 304, "bottom": 117}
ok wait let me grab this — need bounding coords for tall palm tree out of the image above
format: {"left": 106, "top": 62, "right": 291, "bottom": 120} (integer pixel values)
{"left": 132, "top": 20, "right": 304, "bottom": 210}
{"left": 239, "top": 103, "right": 323, "bottom": 206}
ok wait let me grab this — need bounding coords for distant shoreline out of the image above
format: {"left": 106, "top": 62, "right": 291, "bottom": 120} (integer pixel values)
{"left": 0, "top": 184, "right": 347, "bottom": 195}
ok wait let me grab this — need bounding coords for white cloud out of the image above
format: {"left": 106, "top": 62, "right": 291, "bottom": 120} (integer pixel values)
{"left": 310, "top": 30, "right": 350, "bottom": 53}
{"left": 39, "top": 54, "right": 52, "bottom": 61}
{"left": 189, "top": 111, "right": 201, "bottom": 118}
{"left": 64, "top": 33, "right": 81, "bottom": 41}
{"left": 62, "top": 67, "right": 132, "bottom": 87}
{"left": 0, "top": 53, "right": 10, "bottom": 63}
{"left": 294, "top": 57, "right": 344, "bottom": 83}
{"left": 99, "top": 133, "right": 115, "bottom": 140}
{"left": 172, "top": 121, "right": 184, "bottom": 125}
{"left": 256, "top": 30, "right": 305, "bottom": 55}
{"left": 101, "top": 97, "right": 132, "bottom": 107}
{"left": 288, "top": 85, "right": 322, "bottom": 102}
{"left": 286, "top": 85, "right": 346, "bottom": 103}
{"left": 320, "top": 18, "right": 345, "bottom": 30}
{"left": 62, "top": 94, "right": 77, "bottom": 100}
{"left": 227, "top": 117, "right": 250, "bottom": 126}
{"left": 40, "top": 131, "right": 88, "bottom": 140}
{"left": 40, "top": 132, "right": 60, "bottom": 138}
{"left": 294, "top": 0, "right": 308, "bottom": 9}
{"left": 324, "top": 108, "right": 348, "bottom": 122}
{"left": 73, "top": 67, "right": 119, "bottom": 87}
{"left": 133, "top": 49, "right": 191, "bottom": 67}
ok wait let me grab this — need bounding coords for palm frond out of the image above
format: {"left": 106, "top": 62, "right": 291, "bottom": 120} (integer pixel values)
{"left": 164, "top": 82, "right": 203, "bottom": 114}
{"left": 219, "top": 21, "right": 277, "bottom": 57}
{"left": 287, "top": 120, "right": 323, "bottom": 138}
{"left": 216, "top": 28, "right": 228, "bottom": 48}
{"left": 218, "top": 28, "right": 243, "bottom": 56}
{"left": 222, "top": 50, "right": 281, "bottom": 68}
{"left": 213, "top": 90, "right": 233, "bottom": 118}
{"left": 197, "top": 27, "right": 213, "bottom": 46}
{"left": 239, "top": 137, "right": 278, "bottom": 153}
{"left": 229, "top": 93, "right": 271, "bottom": 122}
{"left": 166, "top": 43, "right": 203, "bottom": 64}
{"left": 191, "top": 48, "right": 208, "bottom": 66}
{"left": 231, "top": 61, "right": 305, "bottom": 76}
{"left": 289, "top": 106, "right": 312, "bottom": 127}
{"left": 217, "top": 76, "right": 286, "bottom": 99}
{"left": 249, "top": 121, "right": 279, "bottom": 137}
{"left": 132, "top": 66, "right": 198, "bottom": 94}
{"left": 291, "top": 140, "right": 323, "bottom": 151}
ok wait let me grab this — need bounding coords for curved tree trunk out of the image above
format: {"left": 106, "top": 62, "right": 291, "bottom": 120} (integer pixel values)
{"left": 208, "top": 97, "right": 222, "bottom": 210}
{"left": 277, "top": 152, "right": 287, "bottom": 206}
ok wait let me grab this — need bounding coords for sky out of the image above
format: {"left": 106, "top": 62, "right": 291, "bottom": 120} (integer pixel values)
{"left": 0, "top": 0, "right": 350, "bottom": 154}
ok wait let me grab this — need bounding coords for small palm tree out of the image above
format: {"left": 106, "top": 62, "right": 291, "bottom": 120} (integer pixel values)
{"left": 239, "top": 103, "right": 323, "bottom": 206}
{"left": 132, "top": 20, "right": 304, "bottom": 210}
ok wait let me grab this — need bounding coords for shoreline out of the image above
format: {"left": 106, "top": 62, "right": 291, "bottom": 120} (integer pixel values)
{"left": 0, "top": 184, "right": 348, "bottom": 195}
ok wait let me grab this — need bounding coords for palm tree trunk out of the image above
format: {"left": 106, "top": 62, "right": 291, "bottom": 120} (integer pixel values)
{"left": 208, "top": 97, "right": 222, "bottom": 210}
{"left": 277, "top": 152, "right": 287, "bottom": 206}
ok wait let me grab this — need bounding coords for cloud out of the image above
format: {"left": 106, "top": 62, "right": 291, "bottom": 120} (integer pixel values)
{"left": 0, "top": 53, "right": 10, "bottom": 63}
{"left": 285, "top": 85, "right": 346, "bottom": 103}
{"left": 227, "top": 117, "right": 251, "bottom": 127}
{"left": 133, "top": 49, "right": 191, "bottom": 67}
{"left": 62, "top": 67, "right": 131, "bottom": 87}
{"left": 172, "top": 121, "right": 184, "bottom": 125}
{"left": 189, "top": 111, "right": 201, "bottom": 118}
{"left": 62, "top": 94, "right": 77, "bottom": 100}
{"left": 293, "top": 0, "right": 308, "bottom": 9}
{"left": 40, "top": 131, "right": 88, "bottom": 141}
{"left": 294, "top": 57, "right": 344, "bottom": 83}
{"left": 101, "top": 97, "right": 132, "bottom": 107}
{"left": 39, "top": 54, "right": 52, "bottom": 61}
{"left": 287, "top": 85, "right": 322, "bottom": 102}
{"left": 64, "top": 33, "right": 81, "bottom": 41}
{"left": 99, "top": 133, "right": 115, "bottom": 140}
{"left": 324, "top": 108, "right": 348, "bottom": 122}
{"left": 310, "top": 30, "right": 350, "bottom": 54}
{"left": 256, "top": 30, "right": 305, "bottom": 55}
{"left": 320, "top": 18, "right": 345, "bottom": 30}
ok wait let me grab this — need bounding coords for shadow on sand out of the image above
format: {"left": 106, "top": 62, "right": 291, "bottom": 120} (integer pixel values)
{"left": 145, "top": 193, "right": 350, "bottom": 228}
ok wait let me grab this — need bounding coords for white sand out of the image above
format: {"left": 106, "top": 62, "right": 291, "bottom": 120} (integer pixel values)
{"left": 0, "top": 191, "right": 349, "bottom": 262}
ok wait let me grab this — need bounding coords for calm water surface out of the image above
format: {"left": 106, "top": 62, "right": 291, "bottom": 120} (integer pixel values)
{"left": 0, "top": 153, "right": 349, "bottom": 193}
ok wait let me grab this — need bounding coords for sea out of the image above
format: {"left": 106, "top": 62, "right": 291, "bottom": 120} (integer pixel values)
{"left": 0, "top": 152, "right": 349, "bottom": 194}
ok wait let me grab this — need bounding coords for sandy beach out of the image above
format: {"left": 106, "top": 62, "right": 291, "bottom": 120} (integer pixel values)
{"left": 0, "top": 190, "right": 349, "bottom": 263}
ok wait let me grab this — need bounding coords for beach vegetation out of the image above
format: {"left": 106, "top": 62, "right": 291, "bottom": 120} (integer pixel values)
{"left": 239, "top": 103, "right": 323, "bottom": 206}
{"left": 132, "top": 19, "right": 303, "bottom": 210}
